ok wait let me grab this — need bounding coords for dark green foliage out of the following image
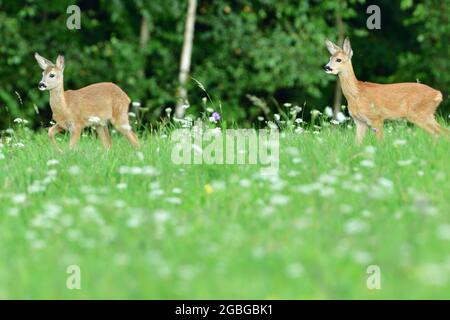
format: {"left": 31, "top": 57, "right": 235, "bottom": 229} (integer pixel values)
{"left": 0, "top": 0, "right": 448, "bottom": 129}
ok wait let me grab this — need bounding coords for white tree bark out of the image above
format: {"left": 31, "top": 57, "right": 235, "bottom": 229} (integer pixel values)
{"left": 175, "top": 0, "right": 198, "bottom": 119}
{"left": 333, "top": 3, "right": 345, "bottom": 118}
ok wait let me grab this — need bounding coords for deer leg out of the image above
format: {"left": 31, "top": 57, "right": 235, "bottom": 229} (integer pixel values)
{"left": 111, "top": 114, "right": 140, "bottom": 149}
{"left": 69, "top": 126, "right": 82, "bottom": 151}
{"left": 104, "top": 126, "right": 113, "bottom": 146}
{"left": 48, "top": 124, "right": 63, "bottom": 153}
{"left": 408, "top": 116, "right": 438, "bottom": 136}
{"left": 113, "top": 122, "right": 140, "bottom": 149}
{"left": 96, "top": 126, "right": 112, "bottom": 150}
{"left": 427, "top": 117, "right": 450, "bottom": 136}
{"left": 354, "top": 119, "right": 368, "bottom": 145}
{"left": 371, "top": 120, "right": 384, "bottom": 141}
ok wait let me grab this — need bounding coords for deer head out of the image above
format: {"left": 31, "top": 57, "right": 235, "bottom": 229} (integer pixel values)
{"left": 324, "top": 37, "right": 353, "bottom": 75}
{"left": 35, "top": 53, "right": 65, "bottom": 91}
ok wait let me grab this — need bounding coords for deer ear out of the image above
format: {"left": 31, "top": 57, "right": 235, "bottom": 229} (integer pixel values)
{"left": 56, "top": 55, "right": 65, "bottom": 70}
{"left": 34, "top": 52, "right": 53, "bottom": 70}
{"left": 325, "top": 39, "right": 340, "bottom": 55}
{"left": 343, "top": 37, "right": 353, "bottom": 59}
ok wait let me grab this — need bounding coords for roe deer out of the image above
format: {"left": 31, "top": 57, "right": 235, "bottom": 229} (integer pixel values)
{"left": 35, "top": 53, "right": 140, "bottom": 152}
{"left": 324, "top": 37, "right": 447, "bottom": 144}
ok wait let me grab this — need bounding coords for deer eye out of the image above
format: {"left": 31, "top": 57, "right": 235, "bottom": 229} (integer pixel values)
{"left": 49, "top": 74, "right": 55, "bottom": 78}
{"left": 336, "top": 58, "right": 342, "bottom": 62}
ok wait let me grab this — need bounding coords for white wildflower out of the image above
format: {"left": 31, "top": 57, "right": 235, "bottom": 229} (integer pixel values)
{"left": 360, "top": 159, "right": 375, "bottom": 168}
{"left": 165, "top": 197, "right": 182, "bottom": 205}
{"left": 394, "top": 139, "right": 407, "bottom": 146}
{"left": 378, "top": 177, "right": 394, "bottom": 189}
{"left": 239, "top": 179, "right": 251, "bottom": 188}
{"left": 397, "top": 159, "right": 413, "bottom": 166}
{"left": 270, "top": 194, "right": 290, "bottom": 206}
{"left": 13, "top": 142, "right": 25, "bottom": 148}
{"left": 14, "top": 118, "right": 27, "bottom": 124}
{"left": 116, "top": 183, "right": 128, "bottom": 190}
{"left": 172, "top": 188, "right": 182, "bottom": 194}
{"left": 68, "top": 165, "right": 81, "bottom": 175}
{"left": 324, "top": 106, "right": 333, "bottom": 117}
{"left": 344, "top": 219, "right": 368, "bottom": 235}
{"left": 12, "top": 193, "right": 27, "bottom": 204}
{"left": 154, "top": 210, "right": 171, "bottom": 224}
{"left": 336, "top": 112, "right": 347, "bottom": 123}
{"left": 364, "top": 145, "right": 376, "bottom": 154}
{"left": 46, "top": 159, "right": 59, "bottom": 166}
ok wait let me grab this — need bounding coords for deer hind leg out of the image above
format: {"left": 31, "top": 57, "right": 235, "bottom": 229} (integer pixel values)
{"left": 408, "top": 96, "right": 448, "bottom": 136}
{"left": 111, "top": 99, "right": 140, "bottom": 148}
{"left": 96, "top": 126, "right": 112, "bottom": 150}
{"left": 427, "top": 117, "right": 450, "bottom": 136}
{"left": 111, "top": 117, "right": 140, "bottom": 149}
{"left": 407, "top": 110, "right": 443, "bottom": 136}
{"left": 48, "top": 124, "right": 63, "bottom": 153}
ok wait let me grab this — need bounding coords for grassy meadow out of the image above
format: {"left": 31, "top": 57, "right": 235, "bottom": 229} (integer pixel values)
{"left": 0, "top": 120, "right": 449, "bottom": 299}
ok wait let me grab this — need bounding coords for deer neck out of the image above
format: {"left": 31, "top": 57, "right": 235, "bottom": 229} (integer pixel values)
{"left": 338, "top": 62, "right": 360, "bottom": 100}
{"left": 49, "top": 80, "right": 71, "bottom": 119}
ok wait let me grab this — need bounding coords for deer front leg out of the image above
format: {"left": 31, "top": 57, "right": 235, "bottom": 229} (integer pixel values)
{"left": 48, "top": 124, "right": 63, "bottom": 153}
{"left": 68, "top": 125, "right": 82, "bottom": 151}
{"left": 354, "top": 119, "right": 368, "bottom": 145}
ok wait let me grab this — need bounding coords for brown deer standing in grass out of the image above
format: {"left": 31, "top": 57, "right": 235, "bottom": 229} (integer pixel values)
{"left": 324, "top": 38, "right": 447, "bottom": 144}
{"left": 35, "top": 53, "right": 140, "bottom": 152}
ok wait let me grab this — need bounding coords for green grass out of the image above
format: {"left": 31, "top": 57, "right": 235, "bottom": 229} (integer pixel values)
{"left": 0, "top": 124, "right": 449, "bottom": 299}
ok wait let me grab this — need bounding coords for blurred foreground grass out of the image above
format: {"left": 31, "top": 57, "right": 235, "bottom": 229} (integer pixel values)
{"left": 0, "top": 124, "right": 449, "bottom": 299}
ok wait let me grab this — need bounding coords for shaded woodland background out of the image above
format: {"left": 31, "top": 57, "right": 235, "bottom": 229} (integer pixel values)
{"left": 0, "top": 0, "right": 448, "bottom": 129}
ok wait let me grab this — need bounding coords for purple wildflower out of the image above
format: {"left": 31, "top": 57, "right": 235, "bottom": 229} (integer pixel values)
{"left": 212, "top": 112, "right": 221, "bottom": 122}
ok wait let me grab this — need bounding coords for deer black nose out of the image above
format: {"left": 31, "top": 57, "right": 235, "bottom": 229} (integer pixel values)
{"left": 323, "top": 65, "right": 332, "bottom": 71}
{"left": 38, "top": 82, "right": 47, "bottom": 89}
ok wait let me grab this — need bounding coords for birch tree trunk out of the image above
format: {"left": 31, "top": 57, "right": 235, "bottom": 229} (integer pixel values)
{"left": 333, "top": 3, "right": 345, "bottom": 118}
{"left": 138, "top": 14, "right": 150, "bottom": 81}
{"left": 139, "top": 14, "right": 150, "bottom": 52}
{"left": 175, "top": 0, "right": 198, "bottom": 119}
{"left": 134, "top": 13, "right": 150, "bottom": 117}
